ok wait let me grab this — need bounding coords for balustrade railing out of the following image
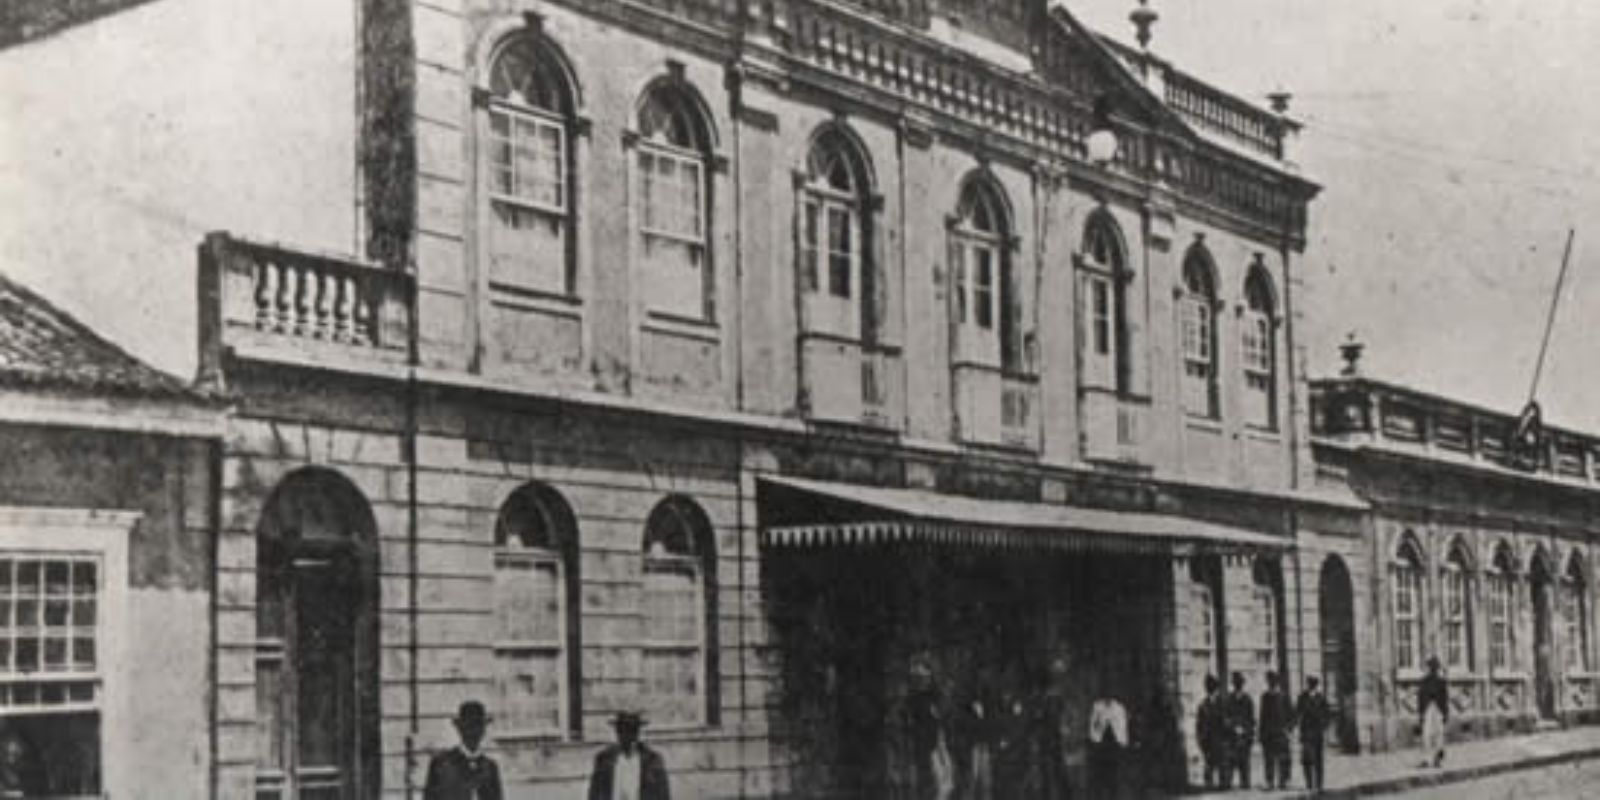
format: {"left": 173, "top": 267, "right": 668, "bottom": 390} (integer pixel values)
{"left": 1082, "top": 388, "right": 1147, "bottom": 464}
{"left": 1000, "top": 374, "right": 1039, "bottom": 450}
{"left": 199, "top": 233, "right": 413, "bottom": 378}
{"left": 1164, "top": 71, "right": 1283, "bottom": 159}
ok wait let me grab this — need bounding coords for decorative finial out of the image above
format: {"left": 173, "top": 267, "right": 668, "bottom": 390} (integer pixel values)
{"left": 1267, "top": 89, "right": 1292, "bottom": 115}
{"left": 1339, "top": 332, "right": 1364, "bottom": 377}
{"left": 1130, "top": 0, "right": 1159, "bottom": 50}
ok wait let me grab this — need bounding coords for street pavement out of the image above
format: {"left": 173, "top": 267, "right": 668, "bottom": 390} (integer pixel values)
{"left": 1402, "top": 758, "right": 1600, "bottom": 799}
{"left": 1189, "top": 726, "right": 1600, "bottom": 799}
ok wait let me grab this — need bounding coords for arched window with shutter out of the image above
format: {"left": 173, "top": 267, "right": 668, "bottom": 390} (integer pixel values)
{"left": 642, "top": 496, "right": 718, "bottom": 728}
{"left": 1180, "top": 244, "right": 1219, "bottom": 418}
{"left": 493, "top": 483, "right": 581, "bottom": 739}
{"left": 634, "top": 79, "right": 716, "bottom": 321}
{"left": 483, "top": 33, "right": 579, "bottom": 297}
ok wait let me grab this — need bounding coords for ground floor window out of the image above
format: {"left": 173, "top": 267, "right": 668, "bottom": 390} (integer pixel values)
{"left": 0, "top": 509, "right": 130, "bottom": 798}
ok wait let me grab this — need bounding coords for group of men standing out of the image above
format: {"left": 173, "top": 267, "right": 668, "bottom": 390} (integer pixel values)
{"left": 1197, "top": 671, "right": 1332, "bottom": 791}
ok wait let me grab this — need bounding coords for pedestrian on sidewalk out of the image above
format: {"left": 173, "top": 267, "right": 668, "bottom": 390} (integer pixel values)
{"left": 1224, "top": 672, "right": 1256, "bottom": 789}
{"left": 1418, "top": 656, "right": 1449, "bottom": 769}
{"left": 1259, "top": 671, "right": 1293, "bottom": 789}
{"left": 1295, "top": 676, "right": 1331, "bottom": 791}
{"left": 424, "top": 700, "right": 503, "bottom": 800}
{"left": 588, "top": 711, "right": 671, "bottom": 800}
{"left": 1197, "top": 674, "right": 1227, "bottom": 788}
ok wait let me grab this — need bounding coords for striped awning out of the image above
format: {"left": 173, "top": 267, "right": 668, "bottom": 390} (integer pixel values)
{"left": 759, "top": 475, "right": 1288, "bottom": 555}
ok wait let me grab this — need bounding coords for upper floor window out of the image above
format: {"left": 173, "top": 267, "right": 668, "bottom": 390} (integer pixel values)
{"left": 1489, "top": 543, "right": 1517, "bottom": 672}
{"left": 1079, "top": 212, "right": 1130, "bottom": 393}
{"left": 798, "top": 129, "right": 875, "bottom": 340}
{"left": 494, "top": 483, "right": 580, "bottom": 740}
{"left": 642, "top": 496, "right": 718, "bottom": 729}
{"left": 1565, "top": 555, "right": 1591, "bottom": 672}
{"left": 485, "top": 35, "right": 577, "bottom": 297}
{"left": 635, "top": 83, "right": 715, "bottom": 321}
{"left": 1180, "top": 246, "right": 1219, "bottom": 418}
{"left": 950, "top": 176, "right": 1022, "bottom": 371}
{"left": 1393, "top": 535, "right": 1426, "bottom": 672}
{"left": 1443, "top": 541, "right": 1475, "bottom": 672}
{"left": 1242, "top": 266, "right": 1278, "bottom": 429}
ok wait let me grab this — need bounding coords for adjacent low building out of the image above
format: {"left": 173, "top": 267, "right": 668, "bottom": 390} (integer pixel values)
{"left": 0, "top": 270, "right": 221, "bottom": 797}
{"left": 1310, "top": 349, "right": 1600, "bottom": 752}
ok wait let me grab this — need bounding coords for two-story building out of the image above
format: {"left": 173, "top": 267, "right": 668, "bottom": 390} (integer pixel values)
{"left": 2, "top": 0, "right": 1335, "bottom": 796}
{"left": 1311, "top": 345, "right": 1600, "bottom": 754}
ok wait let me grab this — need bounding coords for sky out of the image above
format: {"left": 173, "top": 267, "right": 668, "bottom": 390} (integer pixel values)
{"left": 1069, "top": 0, "right": 1600, "bottom": 431}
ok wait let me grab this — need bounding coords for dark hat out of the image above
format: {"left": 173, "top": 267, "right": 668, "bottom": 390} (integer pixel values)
{"left": 1426, "top": 655, "right": 1442, "bottom": 669}
{"left": 609, "top": 711, "right": 647, "bottom": 729}
{"left": 1231, "top": 671, "right": 1246, "bottom": 686}
{"left": 454, "top": 700, "right": 491, "bottom": 725}
{"left": 1204, "top": 674, "right": 1220, "bottom": 691}
{"left": 1306, "top": 675, "right": 1320, "bottom": 687}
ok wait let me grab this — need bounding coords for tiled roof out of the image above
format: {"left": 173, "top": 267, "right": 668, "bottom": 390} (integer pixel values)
{"left": 0, "top": 270, "right": 206, "bottom": 401}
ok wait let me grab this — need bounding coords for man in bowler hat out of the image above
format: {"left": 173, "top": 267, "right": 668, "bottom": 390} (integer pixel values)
{"left": 589, "top": 711, "right": 671, "bottom": 800}
{"left": 424, "top": 700, "right": 503, "bottom": 800}
{"left": 1295, "top": 676, "right": 1331, "bottom": 790}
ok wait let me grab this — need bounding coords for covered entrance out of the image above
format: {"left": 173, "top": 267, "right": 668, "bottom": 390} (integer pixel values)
{"left": 758, "top": 476, "right": 1286, "bottom": 798}
{"left": 1319, "top": 555, "right": 1359, "bottom": 752}
{"left": 254, "top": 468, "right": 380, "bottom": 799}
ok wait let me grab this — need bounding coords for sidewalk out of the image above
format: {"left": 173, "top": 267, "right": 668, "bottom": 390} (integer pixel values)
{"left": 1190, "top": 726, "right": 1600, "bottom": 798}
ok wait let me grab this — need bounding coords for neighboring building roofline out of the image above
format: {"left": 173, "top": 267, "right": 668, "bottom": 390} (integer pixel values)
{"left": 1311, "top": 374, "right": 1594, "bottom": 443}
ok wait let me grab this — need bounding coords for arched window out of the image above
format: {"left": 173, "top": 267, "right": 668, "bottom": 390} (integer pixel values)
{"left": 1489, "top": 543, "right": 1518, "bottom": 672}
{"left": 643, "top": 496, "right": 718, "bottom": 727}
{"left": 494, "top": 483, "right": 580, "bottom": 739}
{"left": 1189, "top": 556, "right": 1226, "bottom": 678}
{"left": 635, "top": 81, "right": 715, "bottom": 320}
{"left": 798, "top": 128, "right": 875, "bottom": 340}
{"left": 950, "top": 176, "right": 1022, "bottom": 371}
{"left": 1180, "top": 245, "right": 1219, "bottom": 418}
{"left": 1443, "top": 540, "right": 1475, "bottom": 672}
{"left": 1079, "top": 212, "right": 1131, "bottom": 393}
{"left": 1242, "top": 266, "right": 1278, "bottom": 428}
{"left": 1564, "top": 554, "right": 1591, "bottom": 672}
{"left": 484, "top": 34, "right": 578, "bottom": 296}
{"left": 1392, "top": 534, "right": 1426, "bottom": 672}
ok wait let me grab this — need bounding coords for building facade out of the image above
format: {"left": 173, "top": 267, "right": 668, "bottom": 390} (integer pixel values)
{"left": 1311, "top": 365, "right": 1600, "bottom": 753}
{"left": 3, "top": 0, "right": 1331, "bottom": 797}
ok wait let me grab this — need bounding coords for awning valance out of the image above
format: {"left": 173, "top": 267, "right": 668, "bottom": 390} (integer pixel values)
{"left": 759, "top": 475, "right": 1288, "bottom": 555}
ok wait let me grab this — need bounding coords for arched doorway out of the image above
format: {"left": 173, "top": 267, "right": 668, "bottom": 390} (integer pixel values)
{"left": 1319, "top": 555, "right": 1359, "bottom": 752}
{"left": 1531, "top": 549, "right": 1557, "bottom": 720}
{"left": 254, "top": 468, "right": 380, "bottom": 799}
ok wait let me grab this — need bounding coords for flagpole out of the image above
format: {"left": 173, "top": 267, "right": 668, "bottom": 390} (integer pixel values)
{"left": 1528, "top": 228, "right": 1576, "bottom": 404}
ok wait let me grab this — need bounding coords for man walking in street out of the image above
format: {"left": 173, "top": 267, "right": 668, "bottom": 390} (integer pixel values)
{"left": 1259, "top": 671, "right": 1293, "bottom": 789}
{"left": 1225, "top": 672, "right": 1256, "bottom": 789}
{"left": 1196, "top": 675, "right": 1227, "bottom": 789}
{"left": 424, "top": 700, "right": 503, "bottom": 800}
{"left": 588, "top": 711, "right": 672, "bottom": 800}
{"left": 1296, "top": 676, "right": 1331, "bottom": 791}
{"left": 1419, "top": 656, "right": 1449, "bottom": 769}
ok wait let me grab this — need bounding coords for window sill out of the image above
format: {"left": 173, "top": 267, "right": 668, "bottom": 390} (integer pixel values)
{"left": 1185, "top": 416, "right": 1224, "bottom": 433}
{"left": 1396, "top": 669, "right": 1424, "bottom": 682}
{"left": 643, "top": 311, "right": 720, "bottom": 344}
{"left": 489, "top": 284, "right": 583, "bottom": 318}
{"left": 1489, "top": 671, "right": 1530, "bottom": 682}
{"left": 1565, "top": 671, "right": 1600, "bottom": 680}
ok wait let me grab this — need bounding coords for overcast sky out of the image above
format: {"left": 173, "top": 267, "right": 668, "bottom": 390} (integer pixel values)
{"left": 1071, "top": 0, "right": 1600, "bottom": 430}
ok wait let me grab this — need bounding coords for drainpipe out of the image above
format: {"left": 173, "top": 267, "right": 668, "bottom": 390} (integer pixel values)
{"left": 727, "top": 40, "right": 749, "bottom": 800}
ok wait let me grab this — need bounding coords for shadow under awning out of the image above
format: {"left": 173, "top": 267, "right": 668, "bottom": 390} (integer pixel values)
{"left": 758, "top": 474, "right": 1289, "bottom": 556}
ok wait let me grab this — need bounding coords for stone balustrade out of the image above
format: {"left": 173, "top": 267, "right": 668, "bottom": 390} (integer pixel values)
{"left": 198, "top": 233, "right": 413, "bottom": 381}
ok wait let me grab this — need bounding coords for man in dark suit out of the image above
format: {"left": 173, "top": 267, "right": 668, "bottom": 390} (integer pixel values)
{"left": 588, "top": 711, "right": 671, "bottom": 800}
{"left": 1295, "top": 676, "right": 1331, "bottom": 791}
{"left": 1258, "top": 671, "right": 1293, "bottom": 789}
{"left": 424, "top": 700, "right": 503, "bottom": 800}
{"left": 1225, "top": 672, "right": 1256, "bottom": 789}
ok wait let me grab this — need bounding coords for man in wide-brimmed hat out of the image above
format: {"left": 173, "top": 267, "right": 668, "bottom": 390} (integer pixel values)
{"left": 588, "top": 711, "right": 671, "bottom": 800}
{"left": 424, "top": 700, "right": 503, "bottom": 800}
